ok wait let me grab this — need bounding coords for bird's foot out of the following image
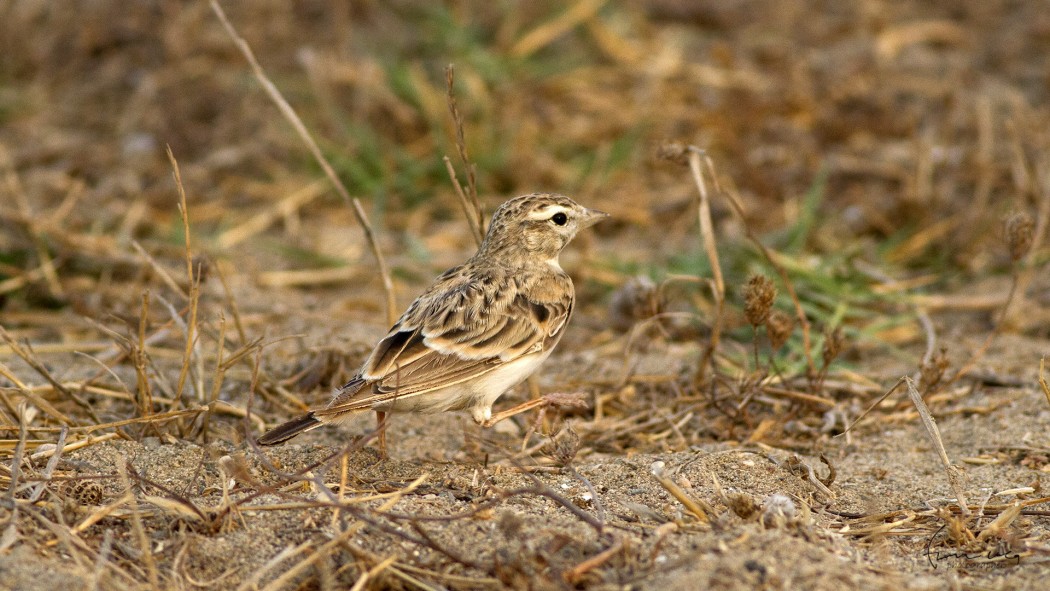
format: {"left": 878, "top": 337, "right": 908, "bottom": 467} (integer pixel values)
{"left": 481, "top": 391, "right": 589, "bottom": 428}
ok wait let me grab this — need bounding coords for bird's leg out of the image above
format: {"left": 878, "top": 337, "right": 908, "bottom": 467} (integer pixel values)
{"left": 481, "top": 397, "right": 553, "bottom": 428}
{"left": 374, "top": 411, "right": 388, "bottom": 458}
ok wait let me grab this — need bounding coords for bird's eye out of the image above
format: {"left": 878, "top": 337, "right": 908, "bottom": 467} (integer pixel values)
{"left": 551, "top": 212, "right": 568, "bottom": 226}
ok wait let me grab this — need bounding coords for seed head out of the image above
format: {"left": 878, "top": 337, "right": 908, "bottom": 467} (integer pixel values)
{"left": 546, "top": 423, "right": 580, "bottom": 468}
{"left": 656, "top": 141, "right": 690, "bottom": 166}
{"left": 1004, "top": 211, "right": 1035, "bottom": 262}
{"left": 822, "top": 327, "right": 845, "bottom": 367}
{"left": 765, "top": 309, "right": 795, "bottom": 351}
{"left": 609, "top": 275, "right": 661, "bottom": 331}
{"left": 743, "top": 274, "right": 776, "bottom": 327}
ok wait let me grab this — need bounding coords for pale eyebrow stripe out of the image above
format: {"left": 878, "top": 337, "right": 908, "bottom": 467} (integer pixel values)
{"left": 525, "top": 205, "right": 570, "bottom": 220}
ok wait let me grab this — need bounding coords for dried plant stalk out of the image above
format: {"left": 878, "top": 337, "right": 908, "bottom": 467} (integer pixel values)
{"left": 686, "top": 149, "right": 724, "bottom": 383}
{"left": 210, "top": 0, "right": 397, "bottom": 325}
{"left": 651, "top": 461, "right": 709, "bottom": 522}
{"left": 902, "top": 377, "right": 970, "bottom": 515}
{"left": 511, "top": 0, "right": 608, "bottom": 58}
{"left": 118, "top": 462, "right": 161, "bottom": 591}
{"left": 1040, "top": 357, "right": 1050, "bottom": 407}
{"left": 444, "top": 65, "right": 484, "bottom": 246}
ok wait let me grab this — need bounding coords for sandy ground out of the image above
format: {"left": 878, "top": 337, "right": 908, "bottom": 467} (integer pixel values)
{"left": 2, "top": 284, "right": 1049, "bottom": 590}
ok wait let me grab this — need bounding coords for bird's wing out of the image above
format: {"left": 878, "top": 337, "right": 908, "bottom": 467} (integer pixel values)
{"left": 316, "top": 269, "right": 572, "bottom": 416}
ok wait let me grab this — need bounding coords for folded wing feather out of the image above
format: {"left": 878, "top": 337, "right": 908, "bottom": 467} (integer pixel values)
{"left": 315, "top": 271, "right": 571, "bottom": 417}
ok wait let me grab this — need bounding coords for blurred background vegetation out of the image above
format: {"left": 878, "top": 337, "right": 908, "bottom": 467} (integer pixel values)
{"left": 1, "top": 0, "right": 1048, "bottom": 361}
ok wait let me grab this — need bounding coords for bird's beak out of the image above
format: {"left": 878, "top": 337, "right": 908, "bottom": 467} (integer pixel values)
{"left": 580, "top": 208, "right": 609, "bottom": 229}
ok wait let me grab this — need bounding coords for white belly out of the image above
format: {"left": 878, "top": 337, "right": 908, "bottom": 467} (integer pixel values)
{"left": 375, "top": 350, "right": 553, "bottom": 423}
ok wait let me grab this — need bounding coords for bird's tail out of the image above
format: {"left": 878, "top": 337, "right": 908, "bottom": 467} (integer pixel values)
{"left": 257, "top": 412, "right": 322, "bottom": 445}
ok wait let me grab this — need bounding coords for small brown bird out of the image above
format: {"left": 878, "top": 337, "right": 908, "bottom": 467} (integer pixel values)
{"left": 258, "top": 193, "right": 607, "bottom": 448}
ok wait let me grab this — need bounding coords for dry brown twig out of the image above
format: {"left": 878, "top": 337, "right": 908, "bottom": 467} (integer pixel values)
{"left": 563, "top": 536, "right": 625, "bottom": 585}
{"left": 444, "top": 64, "right": 485, "bottom": 246}
{"left": 210, "top": 0, "right": 397, "bottom": 326}
{"left": 1040, "top": 357, "right": 1050, "bottom": 407}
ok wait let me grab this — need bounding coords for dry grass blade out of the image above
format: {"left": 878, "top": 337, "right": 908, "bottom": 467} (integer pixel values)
{"left": 31, "top": 432, "right": 120, "bottom": 461}
{"left": 843, "top": 514, "right": 918, "bottom": 537}
{"left": 256, "top": 526, "right": 363, "bottom": 591}
{"left": 71, "top": 493, "right": 133, "bottom": 535}
{"left": 130, "top": 241, "right": 187, "bottom": 300}
{"left": 760, "top": 386, "right": 835, "bottom": 409}
{"left": 27, "top": 425, "right": 66, "bottom": 502}
{"left": 564, "top": 536, "right": 625, "bottom": 584}
{"left": 256, "top": 266, "right": 366, "bottom": 288}
{"left": 233, "top": 541, "right": 314, "bottom": 591}
{"left": 902, "top": 376, "right": 970, "bottom": 515}
{"left": 216, "top": 180, "right": 327, "bottom": 248}
{"left": 62, "top": 407, "right": 207, "bottom": 436}
{"left": 133, "top": 290, "right": 155, "bottom": 423}
{"left": 167, "top": 149, "right": 202, "bottom": 413}
{"left": 210, "top": 0, "right": 397, "bottom": 326}
{"left": 841, "top": 377, "right": 907, "bottom": 437}
{"left": 976, "top": 502, "right": 1022, "bottom": 542}
{"left": 650, "top": 460, "right": 709, "bottom": 522}
{"left": 0, "top": 406, "right": 27, "bottom": 552}
{"left": 0, "top": 355, "right": 77, "bottom": 427}
{"left": 785, "top": 455, "right": 835, "bottom": 499}
{"left": 348, "top": 555, "right": 396, "bottom": 591}
{"left": 511, "top": 0, "right": 608, "bottom": 58}
{"left": 0, "top": 264, "right": 49, "bottom": 297}
{"left": 686, "top": 148, "right": 724, "bottom": 383}
{"left": 118, "top": 462, "right": 161, "bottom": 591}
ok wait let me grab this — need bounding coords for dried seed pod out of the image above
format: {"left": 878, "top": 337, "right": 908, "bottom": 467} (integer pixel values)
{"left": 546, "top": 423, "right": 580, "bottom": 467}
{"left": 760, "top": 494, "right": 797, "bottom": 529}
{"left": 608, "top": 275, "right": 661, "bottom": 331}
{"left": 919, "top": 347, "right": 950, "bottom": 393}
{"left": 727, "top": 492, "right": 760, "bottom": 519}
{"left": 743, "top": 274, "right": 776, "bottom": 327}
{"left": 656, "top": 141, "right": 690, "bottom": 166}
{"left": 497, "top": 510, "right": 525, "bottom": 538}
{"left": 1003, "top": 211, "right": 1035, "bottom": 262}
{"left": 822, "top": 327, "right": 845, "bottom": 367}
{"left": 61, "top": 480, "right": 105, "bottom": 506}
{"left": 765, "top": 309, "right": 795, "bottom": 351}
